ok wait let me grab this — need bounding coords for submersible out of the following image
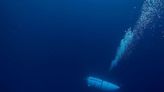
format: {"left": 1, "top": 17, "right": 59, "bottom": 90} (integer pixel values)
{"left": 87, "top": 76, "right": 120, "bottom": 91}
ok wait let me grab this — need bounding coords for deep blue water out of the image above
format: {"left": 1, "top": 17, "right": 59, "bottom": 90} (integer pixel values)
{"left": 0, "top": 0, "right": 164, "bottom": 92}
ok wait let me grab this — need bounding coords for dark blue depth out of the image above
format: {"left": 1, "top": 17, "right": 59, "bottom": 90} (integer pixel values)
{"left": 0, "top": 0, "right": 164, "bottom": 92}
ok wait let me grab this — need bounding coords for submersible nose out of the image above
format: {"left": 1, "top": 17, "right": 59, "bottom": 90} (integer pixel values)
{"left": 87, "top": 76, "right": 120, "bottom": 91}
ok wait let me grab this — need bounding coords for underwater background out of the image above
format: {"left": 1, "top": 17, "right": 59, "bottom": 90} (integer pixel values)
{"left": 0, "top": 0, "right": 164, "bottom": 92}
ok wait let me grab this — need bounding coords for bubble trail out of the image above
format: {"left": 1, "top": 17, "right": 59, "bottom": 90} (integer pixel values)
{"left": 110, "top": 0, "right": 163, "bottom": 71}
